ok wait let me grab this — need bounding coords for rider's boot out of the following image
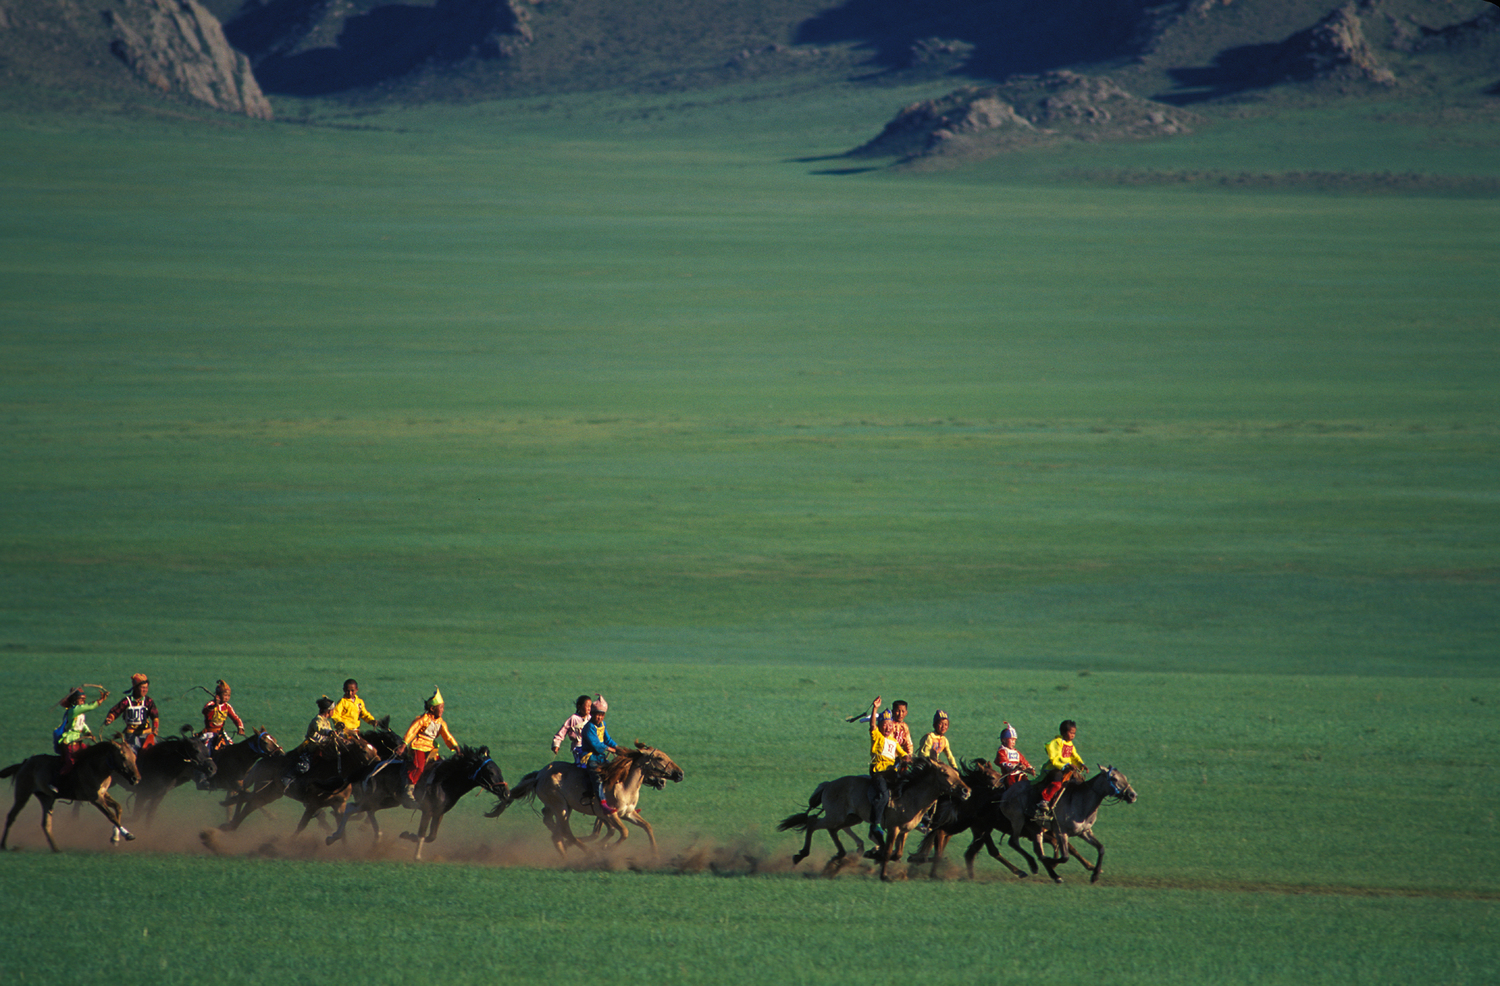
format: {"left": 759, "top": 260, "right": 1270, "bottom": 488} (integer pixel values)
{"left": 864, "top": 824, "right": 887, "bottom": 859}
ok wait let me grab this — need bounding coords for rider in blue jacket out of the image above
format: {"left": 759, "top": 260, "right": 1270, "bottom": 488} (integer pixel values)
{"left": 579, "top": 694, "right": 618, "bottom": 814}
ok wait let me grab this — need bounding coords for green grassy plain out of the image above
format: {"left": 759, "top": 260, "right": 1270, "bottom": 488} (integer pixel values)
{"left": 2, "top": 79, "right": 1498, "bottom": 983}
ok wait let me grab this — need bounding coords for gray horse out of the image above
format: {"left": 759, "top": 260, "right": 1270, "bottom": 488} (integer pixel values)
{"left": 995, "top": 765, "right": 1137, "bottom": 883}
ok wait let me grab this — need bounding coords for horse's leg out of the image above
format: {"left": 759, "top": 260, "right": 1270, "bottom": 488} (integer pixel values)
{"left": 600, "top": 811, "right": 628, "bottom": 849}
{"left": 925, "top": 829, "right": 950, "bottom": 877}
{"left": 96, "top": 792, "right": 134, "bottom": 844}
{"left": 1033, "top": 831, "right": 1062, "bottom": 883}
{"left": 790, "top": 819, "right": 817, "bottom": 866}
{"left": 221, "top": 783, "right": 278, "bottom": 831}
{"left": 968, "top": 827, "right": 1025, "bottom": 879}
{"left": 408, "top": 810, "right": 436, "bottom": 860}
{"left": 1004, "top": 831, "right": 1039, "bottom": 873}
{"left": 619, "top": 809, "right": 657, "bottom": 853}
{"left": 40, "top": 797, "right": 61, "bottom": 853}
{"left": 326, "top": 803, "right": 355, "bottom": 846}
{"left": 907, "top": 828, "right": 937, "bottom": 864}
{"left": 2, "top": 788, "right": 35, "bottom": 850}
{"left": 877, "top": 828, "right": 900, "bottom": 882}
{"left": 1074, "top": 830, "right": 1105, "bottom": 883}
{"left": 962, "top": 828, "right": 986, "bottom": 878}
{"left": 425, "top": 808, "right": 445, "bottom": 844}
{"left": 293, "top": 802, "right": 323, "bottom": 836}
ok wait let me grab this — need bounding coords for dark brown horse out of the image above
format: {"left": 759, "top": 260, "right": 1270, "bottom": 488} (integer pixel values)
{"left": 326, "top": 745, "right": 508, "bottom": 859}
{"left": 778, "top": 758, "right": 971, "bottom": 881}
{"left": 2, "top": 738, "right": 141, "bottom": 851}
{"left": 205, "top": 729, "right": 283, "bottom": 803}
{"left": 219, "top": 729, "right": 382, "bottom": 834}
{"left": 904, "top": 759, "right": 1033, "bottom": 878}
{"left": 125, "top": 733, "right": 218, "bottom": 824}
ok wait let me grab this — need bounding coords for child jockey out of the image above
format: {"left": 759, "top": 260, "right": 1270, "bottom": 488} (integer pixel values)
{"left": 551, "top": 694, "right": 593, "bottom": 766}
{"left": 918, "top": 710, "right": 959, "bottom": 768}
{"left": 54, "top": 685, "right": 109, "bottom": 782}
{"left": 396, "top": 687, "right": 459, "bottom": 803}
{"left": 102, "top": 674, "right": 158, "bottom": 753}
{"left": 1031, "top": 719, "right": 1087, "bottom": 822}
{"left": 199, "top": 680, "right": 245, "bottom": 750}
{"left": 579, "top": 694, "right": 619, "bottom": 813}
{"left": 993, "top": 721, "right": 1035, "bottom": 788}
{"left": 331, "top": 678, "right": 377, "bottom": 735}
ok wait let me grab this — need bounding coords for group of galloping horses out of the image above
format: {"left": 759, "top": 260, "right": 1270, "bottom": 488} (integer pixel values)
{"left": 778, "top": 757, "right": 1138, "bottom": 883}
{"left": 0, "top": 720, "right": 684, "bottom": 861}
{"left": 3, "top": 720, "right": 1134, "bottom": 883}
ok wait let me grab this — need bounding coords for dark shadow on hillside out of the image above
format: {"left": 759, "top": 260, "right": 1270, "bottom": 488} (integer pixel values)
{"left": 226, "top": 0, "right": 523, "bottom": 96}
{"left": 1156, "top": 42, "right": 1295, "bottom": 104}
{"left": 795, "top": 0, "right": 1159, "bottom": 79}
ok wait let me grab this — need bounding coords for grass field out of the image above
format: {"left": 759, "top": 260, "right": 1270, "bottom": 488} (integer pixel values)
{"left": 2, "top": 77, "right": 1498, "bottom": 983}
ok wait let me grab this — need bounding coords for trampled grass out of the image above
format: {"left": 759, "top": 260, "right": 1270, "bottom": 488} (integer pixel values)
{"left": 2, "top": 77, "right": 1498, "bottom": 983}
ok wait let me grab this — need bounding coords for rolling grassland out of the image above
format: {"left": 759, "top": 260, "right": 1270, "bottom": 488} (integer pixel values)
{"left": 2, "top": 80, "right": 1497, "bottom": 983}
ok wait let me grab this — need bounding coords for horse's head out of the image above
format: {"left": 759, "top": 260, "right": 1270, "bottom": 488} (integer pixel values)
{"left": 251, "top": 729, "right": 283, "bottom": 757}
{"left": 632, "top": 741, "right": 684, "bottom": 790}
{"left": 189, "top": 734, "right": 218, "bottom": 776}
{"left": 1097, "top": 765, "right": 1137, "bottom": 804}
{"left": 924, "top": 759, "right": 971, "bottom": 801}
{"left": 962, "top": 758, "right": 1004, "bottom": 793}
{"left": 464, "top": 746, "right": 508, "bottom": 799}
{"left": 110, "top": 737, "right": 141, "bottom": 785}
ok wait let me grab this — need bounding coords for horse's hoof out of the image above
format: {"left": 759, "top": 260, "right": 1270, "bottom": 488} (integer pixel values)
{"left": 399, "top": 832, "right": 419, "bottom": 842}
{"left": 121, "top": 830, "right": 135, "bottom": 841}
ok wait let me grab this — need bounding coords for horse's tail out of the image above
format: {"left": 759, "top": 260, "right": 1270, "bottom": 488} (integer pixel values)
{"left": 777, "top": 811, "right": 817, "bottom": 833}
{"left": 807, "top": 781, "right": 829, "bottom": 811}
{"left": 0, "top": 761, "right": 22, "bottom": 781}
{"left": 506, "top": 769, "right": 542, "bottom": 803}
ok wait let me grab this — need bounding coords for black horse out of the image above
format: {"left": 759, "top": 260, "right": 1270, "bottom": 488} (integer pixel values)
{"left": 327, "top": 745, "right": 507, "bottom": 859}
{"left": 126, "top": 733, "right": 218, "bottom": 824}
{"left": 905, "top": 759, "right": 1036, "bottom": 879}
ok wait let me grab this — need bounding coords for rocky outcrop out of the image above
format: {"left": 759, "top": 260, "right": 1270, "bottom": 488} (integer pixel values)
{"left": 105, "top": 0, "right": 274, "bottom": 118}
{"left": 850, "top": 72, "right": 1194, "bottom": 163}
{"left": 1279, "top": 3, "right": 1394, "bottom": 85}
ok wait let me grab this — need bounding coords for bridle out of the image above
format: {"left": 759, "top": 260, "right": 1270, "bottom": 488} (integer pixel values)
{"left": 1097, "top": 765, "right": 1133, "bottom": 802}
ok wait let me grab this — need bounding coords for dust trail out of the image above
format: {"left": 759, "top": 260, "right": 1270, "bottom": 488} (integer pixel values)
{"left": 2, "top": 795, "right": 1012, "bottom": 880}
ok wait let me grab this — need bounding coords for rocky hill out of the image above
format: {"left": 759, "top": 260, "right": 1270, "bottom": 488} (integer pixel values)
{"left": 1, "top": 0, "right": 1495, "bottom": 140}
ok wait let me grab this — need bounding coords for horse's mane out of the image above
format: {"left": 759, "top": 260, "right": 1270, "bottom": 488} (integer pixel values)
{"left": 79, "top": 736, "right": 130, "bottom": 765}
{"left": 598, "top": 741, "right": 659, "bottom": 788}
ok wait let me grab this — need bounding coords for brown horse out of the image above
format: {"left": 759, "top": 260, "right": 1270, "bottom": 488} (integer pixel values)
{"left": 489, "top": 741, "right": 684, "bottom": 858}
{"left": 125, "top": 733, "right": 218, "bottom": 824}
{"left": 325, "top": 745, "right": 507, "bottom": 859}
{"left": 2, "top": 738, "right": 142, "bottom": 852}
{"left": 778, "top": 758, "right": 972, "bottom": 881}
{"left": 219, "top": 729, "right": 382, "bottom": 834}
{"left": 990, "top": 765, "right": 1138, "bottom": 883}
